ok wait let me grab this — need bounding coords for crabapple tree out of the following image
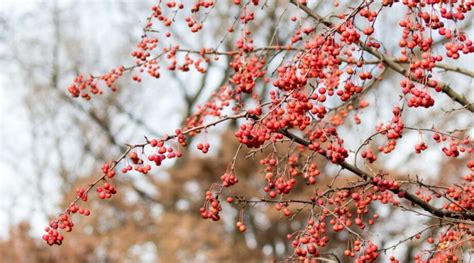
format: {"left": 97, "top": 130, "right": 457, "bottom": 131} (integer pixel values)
{"left": 43, "top": 0, "right": 473, "bottom": 262}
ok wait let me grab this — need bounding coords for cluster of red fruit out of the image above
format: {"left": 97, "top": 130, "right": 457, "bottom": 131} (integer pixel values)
{"left": 373, "top": 106, "right": 404, "bottom": 156}
{"left": 97, "top": 182, "right": 117, "bottom": 200}
{"left": 200, "top": 191, "right": 222, "bottom": 221}
{"left": 196, "top": 143, "right": 210, "bottom": 154}
{"left": 361, "top": 148, "right": 377, "bottom": 163}
{"left": 220, "top": 172, "right": 238, "bottom": 187}
{"left": 303, "top": 162, "right": 320, "bottom": 185}
{"left": 67, "top": 69, "right": 122, "bottom": 100}
{"left": 229, "top": 56, "right": 266, "bottom": 94}
{"left": 235, "top": 121, "right": 270, "bottom": 148}
{"left": 288, "top": 217, "right": 330, "bottom": 258}
{"left": 235, "top": 221, "right": 247, "bottom": 232}
{"left": 43, "top": 187, "right": 95, "bottom": 245}
{"left": 444, "top": 185, "right": 473, "bottom": 212}
{"left": 414, "top": 142, "right": 428, "bottom": 153}
{"left": 401, "top": 80, "right": 435, "bottom": 108}
{"left": 354, "top": 242, "right": 379, "bottom": 262}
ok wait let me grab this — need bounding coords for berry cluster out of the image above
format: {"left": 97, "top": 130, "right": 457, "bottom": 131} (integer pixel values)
{"left": 303, "top": 162, "right": 320, "bottom": 185}
{"left": 229, "top": 56, "right": 266, "bottom": 94}
{"left": 361, "top": 148, "right": 377, "bottom": 163}
{"left": 235, "top": 121, "right": 270, "bottom": 148}
{"left": 97, "top": 182, "right": 117, "bottom": 200}
{"left": 414, "top": 142, "right": 428, "bottom": 153}
{"left": 197, "top": 143, "right": 210, "bottom": 154}
{"left": 235, "top": 221, "right": 247, "bottom": 232}
{"left": 200, "top": 191, "right": 222, "bottom": 221}
{"left": 220, "top": 172, "right": 238, "bottom": 187}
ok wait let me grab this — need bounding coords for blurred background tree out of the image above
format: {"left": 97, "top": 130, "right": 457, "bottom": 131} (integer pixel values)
{"left": 0, "top": 0, "right": 472, "bottom": 262}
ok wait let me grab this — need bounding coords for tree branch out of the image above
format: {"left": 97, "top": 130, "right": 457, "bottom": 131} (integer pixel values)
{"left": 289, "top": 0, "right": 474, "bottom": 112}
{"left": 276, "top": 127, "right": 474, "bottom": 221}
